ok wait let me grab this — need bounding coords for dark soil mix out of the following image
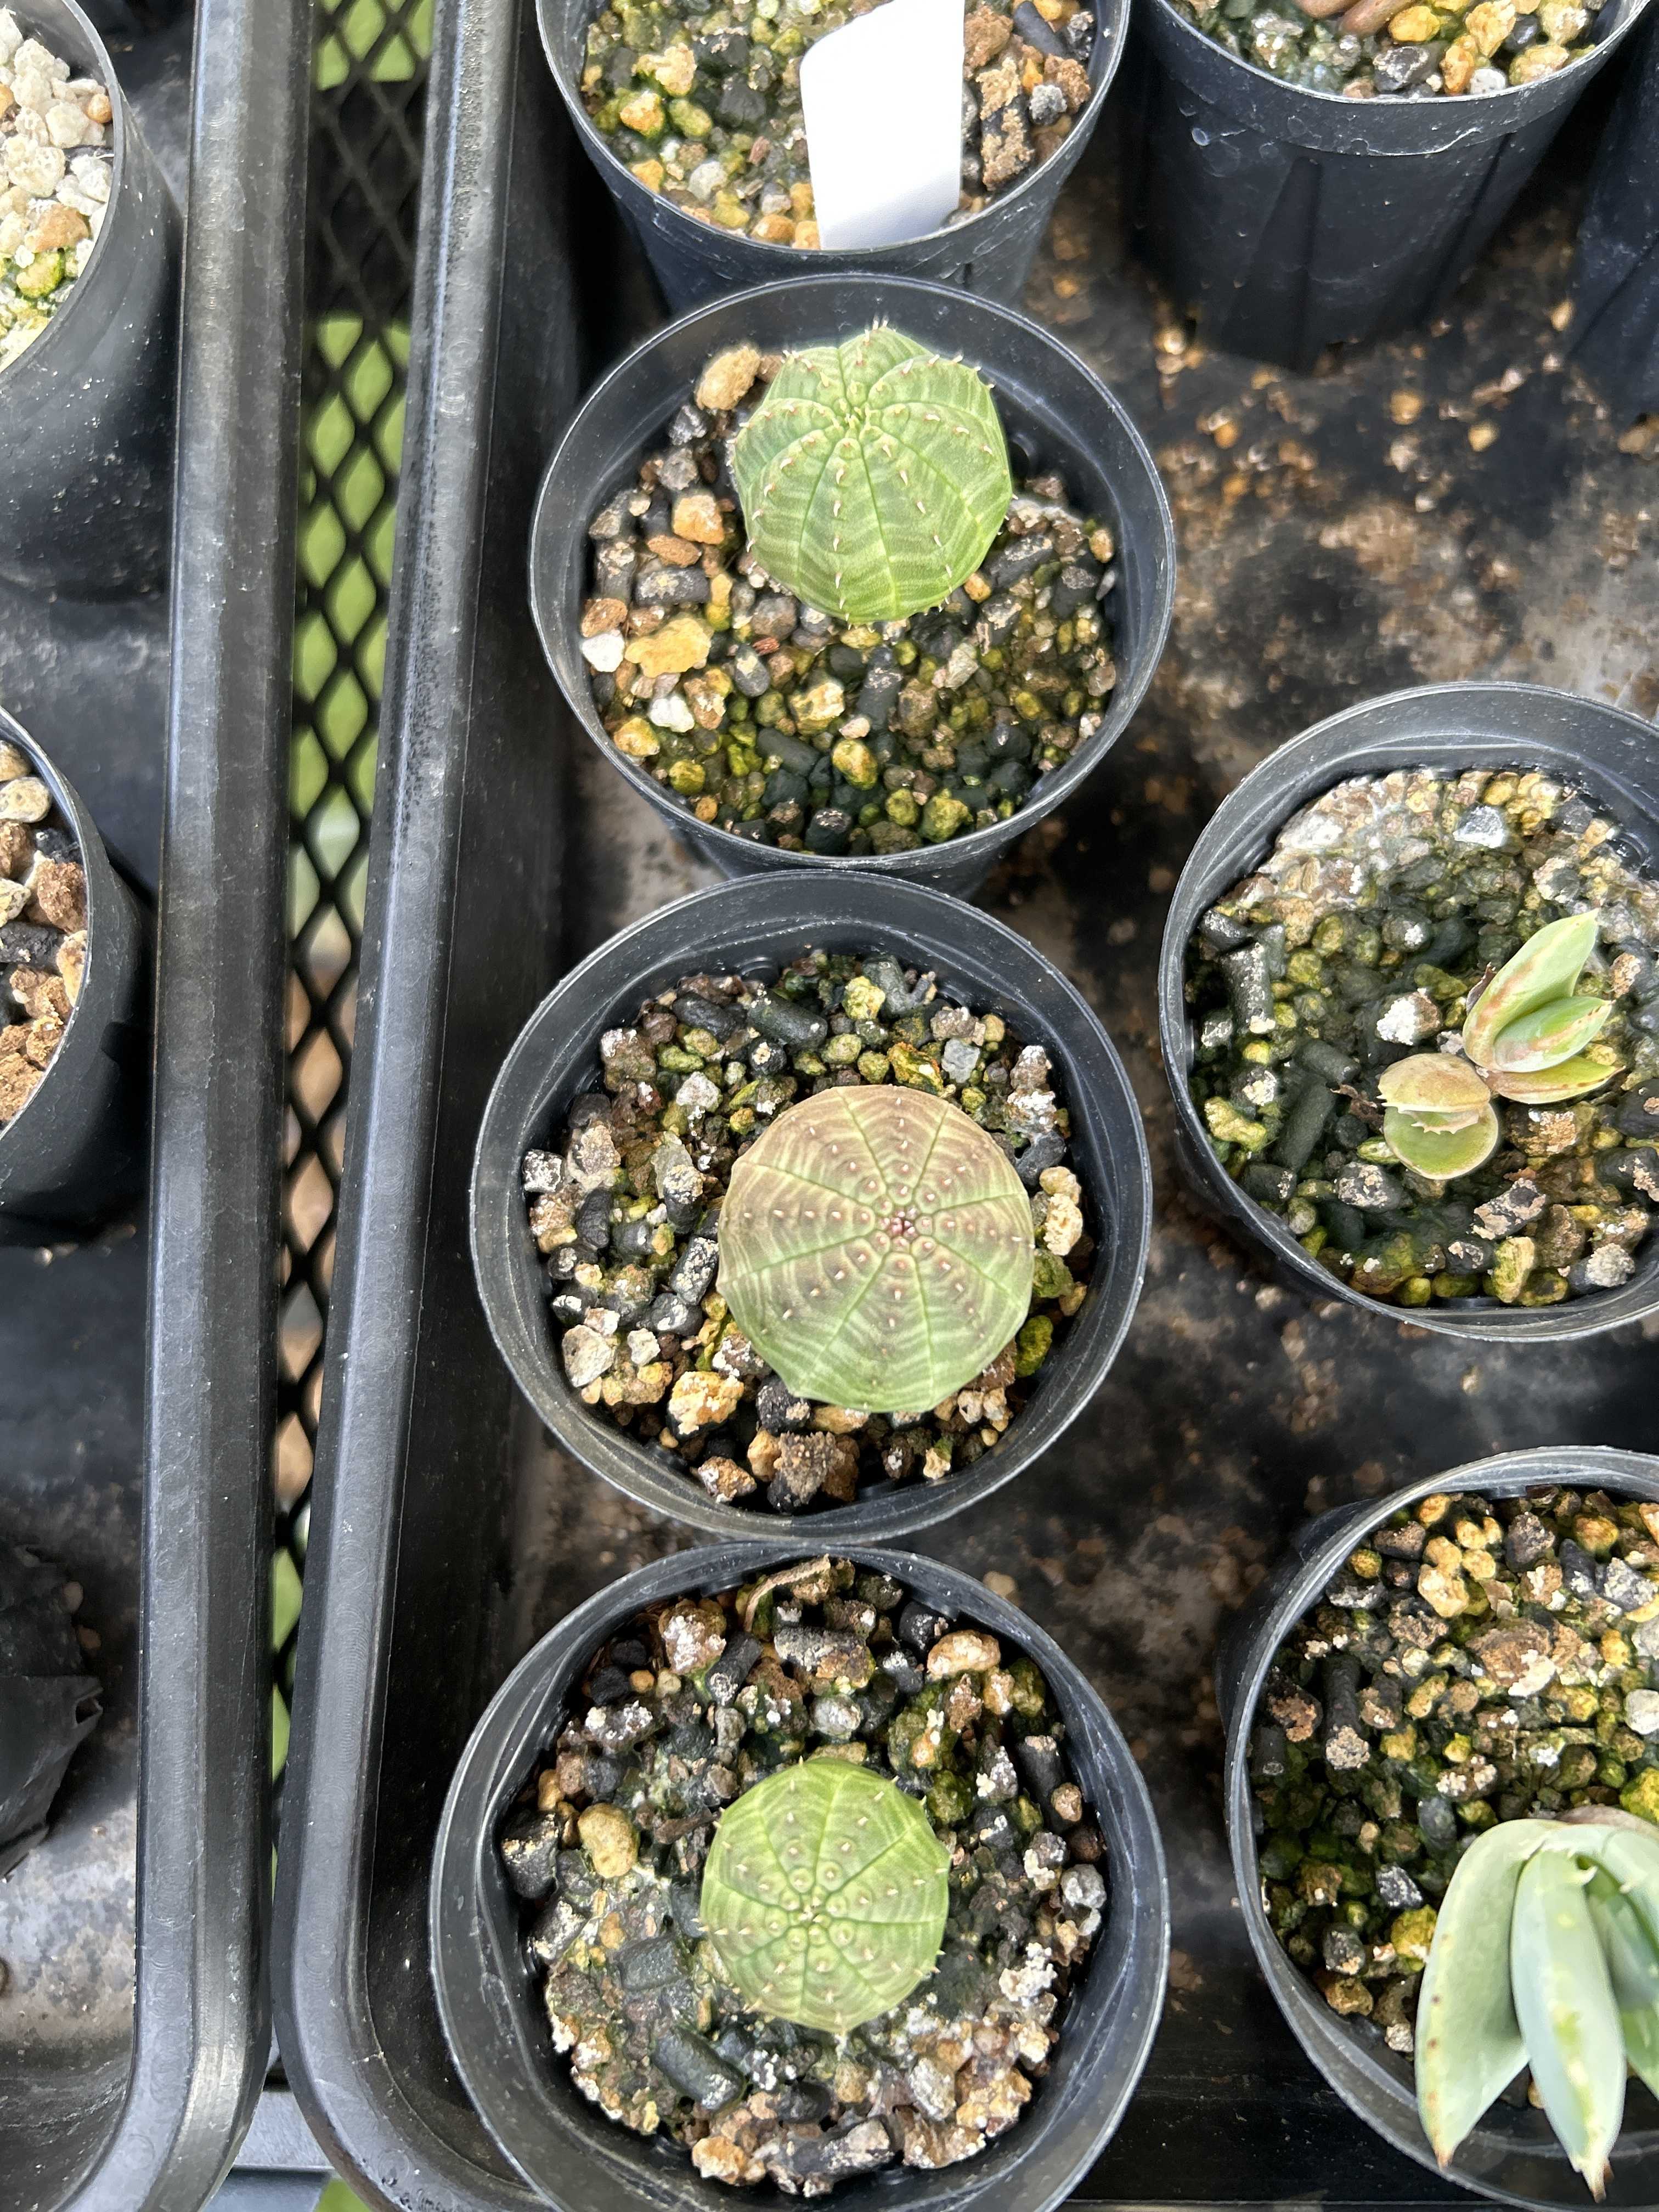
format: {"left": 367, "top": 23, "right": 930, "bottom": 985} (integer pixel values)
{"left": 580, "top": 0, "right": 1097, "bottom": 247}
{"left": 522, "top": 944, "right": 1093, "bottom": 1511}
{"left": 0, "top": 736, "right": 88, "bottom": 1128}
{"left": 1165, "top": 0, "right": 1607, "bottom": 99}
{"left": 499, "top": 1554, "right": 1108, "bottom": 2190}
{"left": 1186, "top": 766, "right": 1659, "bottom": 1310}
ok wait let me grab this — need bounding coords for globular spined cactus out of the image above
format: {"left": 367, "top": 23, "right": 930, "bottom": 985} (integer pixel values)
{"left": 730, "top": 325, "right": 1014, "bottom": 625}
{"left": 1415, "top": 1810, "right": 1659, "bottom": 2194}
{"left": 700, "top": 1759, "right": 950, "bottom": 2033}
{"left": 0, "top": 1543, "right": 101, "bottom": 1879}
{"left": 716, "top": 1085, "right": 1035, "bottom": 1414}
{"left": 1383, "top": 913, "right": 1621, "bottom": 1181}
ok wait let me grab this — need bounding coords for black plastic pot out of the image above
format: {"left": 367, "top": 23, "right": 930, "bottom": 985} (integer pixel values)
{"left": 1156, "top": 680, "right": 1659, "bottom": 1342}
{"left": 1220, "top": 1445, "right": 1659, "bottom": 2211}
{"left": 0, "top": 707, "right": 145, "bottom": 1229}
{"left": 1567, "top": 14, "right": 1659, "bottom": 424}
{"left": 0, "top": 0, "right": 181, "bottom": 597}
{"left": 472, "top": 872, "right": 1152, "bottom": 1539}
{"left": 529, "top": 270, "right": 1176, "bottom": 898}
{"left": 1124, "top": 0, "right": 1656, "bottom": 372}
{"left": 433, "top": 1539, "right": 1170, "bottom": 2212}
{"left": 536, "top": 0, "right": 1121, "bottom": 313}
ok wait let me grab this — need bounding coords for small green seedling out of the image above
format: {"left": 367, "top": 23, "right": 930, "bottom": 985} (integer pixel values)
{"left": 1415, "top": 1810, "right": 1659, "bottom": 2196}
{"left": 717, "top": 1085, "right": 1035, "bottom": 1413}
{"left": 700, "top": 1759, "right": 950, "bottom": 2033}
{"left": 730, "top": 325, "right": 1013, "bottom": 624}
{"left": 1383, "top": 915, "right": 1621, "bottom": 1181}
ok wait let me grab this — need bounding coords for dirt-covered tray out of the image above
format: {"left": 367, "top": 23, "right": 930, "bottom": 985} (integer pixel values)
{"left": 269, "top": 0, "right": 1658, "bottom": 2202}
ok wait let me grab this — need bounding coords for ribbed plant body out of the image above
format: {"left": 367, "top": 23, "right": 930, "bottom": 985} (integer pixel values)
{"left": 716, "top": 1083, "right": 1035, "bottom": 1413}
{"left": 731, "top": 325, "right": 1013, "bottom": 624}
{"left": 700, "top": 1759, "right": 950, "bottom": 2032}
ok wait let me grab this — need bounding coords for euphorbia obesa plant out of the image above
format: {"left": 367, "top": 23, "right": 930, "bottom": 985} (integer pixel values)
{"left": 1417, "top": 1809, "right": 1659, "bottom": 2194}
{"left": 730, "top": 325, "right": 1013, "bottom": 625}
{"left": 1383, "top": 913, "right": 1622, "bottom": 1180}
{"left": 716, "top": 1085, "right": 1036, "bottom": 1412}
{"left": 700, "top": 1759, "right": 950, "bottom": 2032}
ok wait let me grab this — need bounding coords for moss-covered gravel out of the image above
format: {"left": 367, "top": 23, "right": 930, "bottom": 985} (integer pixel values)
{"left": 1166, "top": 0, "right": 1607, "bottom": 97}
{"left": 579, "top": 342, "right": 1119, "bottom": 857}
{"left": 522, "top": 946, "right": 1094, "bottom": 1510}
{"left": 1252, "top": 1485, "right": 1659, "bottom": 2051}
{"left": 1186, "top": 768, "right": 1659, "bottom": 1310}
{"left": 500, "top": 1555, "right": 1107, "bottom": 2188}
{"left": 580, "top": 0, "right": 1098, "bottom": 246}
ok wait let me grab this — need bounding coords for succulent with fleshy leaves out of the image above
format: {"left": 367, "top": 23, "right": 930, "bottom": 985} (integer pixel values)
{"left": 0, "top": 1543, "right": 100, "bottom": 1879}
{"left": 700, "top": 1760, "right": 950, "bottom": 2033}
{"left": 716, "top": 1086, "right": 1035, "bottom": 1414}
{"left": 1382, "top": 913, "right": 1621, "bottom": 1180}
{"left": 1415, "top": 1810, "right": 1659, "bottom": 2194}
{"left": 730, "top": 325, "right": 1013, "bottom": 625}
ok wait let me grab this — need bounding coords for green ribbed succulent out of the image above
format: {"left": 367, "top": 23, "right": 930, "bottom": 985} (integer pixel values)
{"left": 716, "top": 1085, "right": 1035, "bottom": 1414}
{"left": 700, "top": 1760, "right": 950, "bottom": 2033}
{"left": 730, "top": 325, "right": 1013, "bottom": 624}
{"left": 1417, "top": 1811, "right": 1659, "bottom": 2194}
{"left": 1383, "top": 913, "right": 1621, "bottom": 1180}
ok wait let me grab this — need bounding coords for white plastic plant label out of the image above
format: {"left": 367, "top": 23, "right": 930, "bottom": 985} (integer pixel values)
{"left": 800, "top": 0, "right": 964, "bottom": 252}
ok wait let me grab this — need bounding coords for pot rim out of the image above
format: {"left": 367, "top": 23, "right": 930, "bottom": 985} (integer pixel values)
{"left": 1222, "top": 1445, "right": 1659, "bottom": 2212}
{"left": 1155, "top": 678, "right": 1659, "bottom": 1344}
{"left": 533, "top": 0, "right": 1122, "bottom": 268}
{"left": 527, "top": 267, "right": 1176, "bottom": 879}
{"left": 1143, "top": 0, "right": 1657, "bottom": 125}
{"left": 0, "top": 0, "right": 129, "bottom": 393}
{"left": 470, "top": 870, "right": 1153, "bottom": 1537}
{"left": 432, "top": 1537, "right": 1171, "bottom": 2212}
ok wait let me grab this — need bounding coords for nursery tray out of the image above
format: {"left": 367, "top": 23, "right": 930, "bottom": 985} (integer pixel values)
{"left": 272, "top": 3, "right": 1659, "bottom": 2204}
{"left": 0, "top": 3, "right": 306, "bottom": 2209}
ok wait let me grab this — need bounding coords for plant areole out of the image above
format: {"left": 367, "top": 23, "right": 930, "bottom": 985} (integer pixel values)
{"left": 1383, "top": 913, "right": 1621, "bottom": 1181}
{"left": 1415, "top": 1812, "right": 1659, "bottom": 2195}
{"left": 700, "top": 1759, "right": 950, "bottom": 2033}
{"left": 717, "top": 1085, "right": 1035, "bottom": 1413}
{"left": 730, "top": 325, "right": 1013, "bottom": 624}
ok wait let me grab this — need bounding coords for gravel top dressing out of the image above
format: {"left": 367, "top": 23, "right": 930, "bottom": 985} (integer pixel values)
{"left": 1250, "top": 1483, "right": 1659, "bottom": 2055}
{"left": 580, "top": 339, "right": 1118, "bottom": 857}
{"left": 1165, "top": 0, "right": 1607, "bottom": 95}
{"left": 1185, "top": 766, "right": 1659, "bottom": 1311}
{"left": 0, "top": 11, "right": 112, "bottom": 374}
{"left": 580, "top": 0, "right": 1098, "bottom": 246}
{"left": 0, "top": 737, "right": 86, "bottom": 1127}
{"left": 500, "top": 1554, "right": 1108, "bottom": 2192}
{"left": 521, "top": 944, "right": 1092, "bottom": 1511}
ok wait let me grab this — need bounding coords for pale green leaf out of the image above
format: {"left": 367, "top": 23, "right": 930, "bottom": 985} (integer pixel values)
{"left": 1378, "top": 1053, "right": 1491, "bottom": 1116}
{"left": 1464, "top": 913, "right": 1598, "bottom": 1065}
{"left": 1384, "top": 1101, "right": 1500, "bottom": 1181}
{"left": 1586, "top": 1869, "right": 1659, "bottom": 2101}
{"left": 1489, "top": 996, "right": 1612, "bottom": 1074}
{"left": 1485, "top": 1052, "right": 1622, "bottom": 1105}
{"left": 1510, "top": 1847, "right": 1624, "bottom": 2198}
{"left": 1417, "top": 1820, "right": 1557, "bottom": 2166}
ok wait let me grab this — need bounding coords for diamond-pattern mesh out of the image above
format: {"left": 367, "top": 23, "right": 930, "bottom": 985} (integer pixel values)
{"left": 274, "top": 0, "right": 430, "bottom": 1786}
